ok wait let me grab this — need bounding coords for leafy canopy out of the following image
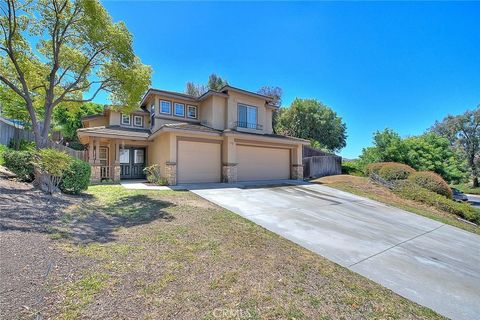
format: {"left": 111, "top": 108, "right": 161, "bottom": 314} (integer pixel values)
{"left": 359, "top": 129, "right": 468, "bottom": 183}
{"left": 275, "top": 98, "right": 347, "bottom": 153}
{"left": 431, "top": 107, "right": 480, "bottom": 187}
{"left": 185, "top": 73, "right": 228, "bottom": 97}
{"left": 53, "top": 102, "right": 104, "bottom": 141}
{"left": 0, "top": 0, "right": 152, "bottom": 147}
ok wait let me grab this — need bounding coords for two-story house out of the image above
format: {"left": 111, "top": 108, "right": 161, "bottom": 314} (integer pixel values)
{"left": 77, "top": 85, "right": 308, "bottom": 184}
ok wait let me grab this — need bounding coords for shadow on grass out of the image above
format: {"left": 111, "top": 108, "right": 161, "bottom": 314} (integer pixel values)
{"left": 0, "top": 183, "right": 175, "bottom": 244}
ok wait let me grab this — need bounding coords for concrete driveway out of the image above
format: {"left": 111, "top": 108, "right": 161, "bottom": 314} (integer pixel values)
{"left": 191, "top": 182, "right": 480, "bottom": 320}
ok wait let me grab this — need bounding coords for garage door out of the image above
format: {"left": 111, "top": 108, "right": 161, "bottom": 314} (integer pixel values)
{"left": 177, "top": 140, "right": 221, "bottom": 183}
{"left": 237, "top": 145, "right": 290, "bottom": 181}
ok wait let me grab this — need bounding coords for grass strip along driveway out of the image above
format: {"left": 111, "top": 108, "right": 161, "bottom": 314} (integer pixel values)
{"left": 0, "top": 178, "right": 442, "bottom": 319}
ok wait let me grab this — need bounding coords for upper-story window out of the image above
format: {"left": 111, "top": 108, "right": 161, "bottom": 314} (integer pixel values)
{"left": 174, "top": 103, "right": 185, "bottom": 117}
{"left": 160, "top": 100, "right": 171, "bottom": 114}
{"left": 121, "top": 114, "right": 131, "bottom": 125}
{"left": 134, "top": 115, "right": 143, "bottom": 127}
{"left": 187, "top": 105, "right": 197, "bottom": 119}
{"left": 150, "top": 104, "right": 155, "bottom": 127}
{"left": 237, "top": 104, "right": 258, "bottom": 129}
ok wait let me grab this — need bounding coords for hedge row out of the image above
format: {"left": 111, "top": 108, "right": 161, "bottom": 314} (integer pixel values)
{"left": 365, "top": 162, "right": 415, "bottom": 181}
{"left": 395, "top": 181, "right": 479, "bottom": 224}
{"left": 408, "top": 171, "right": 452, "bottom": 199}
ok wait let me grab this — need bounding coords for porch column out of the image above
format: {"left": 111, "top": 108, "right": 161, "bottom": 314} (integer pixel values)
{"left": 115, "top": 140, "right": 120, "bottom": 164}
{"left": 88, "top": 136, "right": 94, "bottom": 164}
{"left": 94, "top": 139, "right": 100, "bottom": 164}
{"left": 222, "top": 135, "right": 237, "bottom": 183}
{"left": 112, "top": 140, "right": 121, "bottom": 182}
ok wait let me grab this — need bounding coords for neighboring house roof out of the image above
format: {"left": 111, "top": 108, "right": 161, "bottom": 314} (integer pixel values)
{"left": 0, "top": 116, "right": 25, "bottom": 129}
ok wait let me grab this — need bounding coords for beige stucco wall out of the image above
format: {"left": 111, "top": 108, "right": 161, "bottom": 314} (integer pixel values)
{"left": 84, "top": 117, "right": 108, "bottom": 128}
{"left": 109, "top": 110, "right": 149, "bottom": 129}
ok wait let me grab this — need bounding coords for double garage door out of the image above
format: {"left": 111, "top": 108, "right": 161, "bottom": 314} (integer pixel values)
{"left": 177, "top": 140, "right": 290, "bottom": 184}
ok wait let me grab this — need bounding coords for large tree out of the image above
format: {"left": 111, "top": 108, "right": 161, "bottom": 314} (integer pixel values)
{"left": 275, "top": 98, "right": 347, "bottom": 153}
{"left": 257, "top": 86, "right": 282, "bottom": 107}
{"left": 359, "top": 129, "right": 468, "bottom": 184}
{"left": 0, "top": 0, "right": 151, "bottom": 148}
{"left": 431, "top": 107, "right": 480, "bottom": 187}
{"left": 185, "top": 73, "right": 228, "bottom": 97}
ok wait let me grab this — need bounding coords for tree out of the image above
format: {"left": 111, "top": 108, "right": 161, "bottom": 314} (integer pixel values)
{"left": 404, "top": 133, "right": 467, "bottom": 183}
{"left": 257, "top": 86, "right": 282, "bottom": 107}
{"left": 431, "top": 107, "right": 480, "bottom": 187}
{"left": 359, "top": 129, "right": 407, "bottom": 165}
{"left": 359, "top": 129, "right": 468, "bottom": 184}
{"left": 275, "top": 98, "right": 347, "bottom": 152}
{"left": 53, "top": 101, "right": 104, "bottom": 142}
{"left": 0, "top": 83, "right": 29, "bottom": 124}
{"left": 0, "top": 0, "right": 152, "bottom": 148}
{"left": 185, "top": 73, "right": 228, "bottom": 97}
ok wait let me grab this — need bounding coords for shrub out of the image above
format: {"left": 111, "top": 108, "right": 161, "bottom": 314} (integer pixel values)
{"left": 60, "top": 159, "right": 91, "bottom": 194}
{"left": 34, "top": 149, "right": 73, "bottom": 194}
{"left": 408, "top": 171, "right": 452, "bottom": 199}
{"left": 144, "top": 164, "right": 168, "bottom": 185}
{"left": 395, "top": 181, "right": 479, "bottom": 224}
{"left": 3, "top": 149, "right": 35, "bottom": 181}
{"left": 8, "top": 139, "right": 36, "bottom": 151}
{"left": 366, "top": 162, "right": 415, "bottom": 181}
{"left": 365, "top": 162, "right": 385, "bottom": 177}
{"left": 342, "top": 160, "right": 364, "bottom": 176}
{"left": 378, "top": 163, "right": 415, "bottom": 181}
{"left": 0, "top": 144, "right": 7, "bottom": 166}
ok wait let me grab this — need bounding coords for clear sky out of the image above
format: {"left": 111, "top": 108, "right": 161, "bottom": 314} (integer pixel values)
{"left": 99, "top": 1, "right": 480, "bottom": 159}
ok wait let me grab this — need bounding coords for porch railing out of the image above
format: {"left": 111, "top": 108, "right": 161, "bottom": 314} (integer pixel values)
{"left": 234, "top": 121, "right": 263, "bottom": 130}
{"left": 100, "top": 166, "right": 112, "bottom": 180}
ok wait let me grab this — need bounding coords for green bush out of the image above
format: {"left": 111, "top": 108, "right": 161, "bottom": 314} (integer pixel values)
{"left": 35, "top": 149, "right": 72, "bottom": 177}
{"left": 60, "top": 158, "right": 91, "bottom": 194}
{"left": 3, "top": 149, "right": 35, "bottom": 181}
{"left": 8, "top": 139, "right": 36, "bottom": 151}
{"left": 0, "top": 144, "right": 7, "bottom": 166}
{"left": 408, "top": 171, "right": 452, "bottom": 199}
{"left": 378, "top": 163, "right": 415, "bottom": 181}
{"left": 365, "top": 162, "right": 385, "bottom": 177}
{"left": 144, "top": 164, "right": 168, "bottom": 185}
{"left": 342, "top": 160, "right": 364, "bottom": 176}
{"left": 395, "top": 181, "right": 479, "bottom": 224}
{"left": 366, "top": 162, "right": 415, "bottom": 181}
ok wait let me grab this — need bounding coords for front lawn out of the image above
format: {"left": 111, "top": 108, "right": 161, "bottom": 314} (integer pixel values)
{"left": 313, "top": 175, "right": 479, "bottom": 235}
{"left": 0, "top": 178, "right": 443, "bottom": 319}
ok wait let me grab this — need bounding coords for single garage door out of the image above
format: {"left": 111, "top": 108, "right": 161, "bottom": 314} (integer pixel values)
{"left": 177, "top": 140, "right": 221, "bottom": 183}
{"left": 237, "top": 145, "right": 290, "bottom": 181}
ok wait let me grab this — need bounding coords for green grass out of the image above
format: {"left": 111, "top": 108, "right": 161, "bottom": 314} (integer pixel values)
{"left": 451, "top": 183, "right": 480, "bottom": 195}
{"left": 0, "top": 144, "right": 7, "bottom": 166}
{"left": 52, "top": 185, "right": 444, "bottom": 319}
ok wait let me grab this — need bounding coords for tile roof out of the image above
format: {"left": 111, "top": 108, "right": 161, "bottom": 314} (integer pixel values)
{"left": 77, "top": 125, "right": 150, "bottom": 139}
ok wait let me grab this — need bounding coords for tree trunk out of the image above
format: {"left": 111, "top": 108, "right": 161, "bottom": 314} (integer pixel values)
{"left": 33, "top": 168, "right": 61, "bottom": 195}
{"left": 473, "top": 177, "right": 479, "bottom": 188}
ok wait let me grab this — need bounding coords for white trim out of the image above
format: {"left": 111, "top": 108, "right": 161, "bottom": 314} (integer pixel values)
{"left": 174, "top": 102, "right": 185, "bottom": 117}
{"left": 121, "top": 114, "right": 131, "bottom": 125}
{"left": 160, "top": 100, "right": 172, "bottom": 114}
{"left": 187, "top": 105, "right": 197, "bottom": 119}
{"left": 133, "top": 115, "right": 143, "bottom": 127}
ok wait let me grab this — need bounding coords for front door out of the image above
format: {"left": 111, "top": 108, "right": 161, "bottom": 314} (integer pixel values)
{"left": 120, "top": 147, "right": 146, "bottom": 179}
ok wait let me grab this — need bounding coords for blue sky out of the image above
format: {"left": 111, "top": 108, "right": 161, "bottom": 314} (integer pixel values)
{"left": 99, "top": 1, "right": 479, "bottom": 159}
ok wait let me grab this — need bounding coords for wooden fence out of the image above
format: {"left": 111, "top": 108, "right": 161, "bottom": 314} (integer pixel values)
{"left": 0, "top": 117, "right": 86, "bottom": 161}
{"left": 302, "top": 145, "right": 342, "bottom": 179}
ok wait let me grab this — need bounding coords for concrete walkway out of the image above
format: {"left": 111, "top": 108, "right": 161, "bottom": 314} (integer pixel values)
{"left": 192, "top": 182, "right": 480, "bottom": 320}
{"left": 120, "top": 180, "right": 171, "bottom": 191}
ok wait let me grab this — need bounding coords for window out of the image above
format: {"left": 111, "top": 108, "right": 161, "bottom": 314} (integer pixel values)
{"left": 187, "top": 105, "right": 197, "bottom": 119}
{"left": 174, "top": 103, "right": 185, "bottom": 117}
{"left": 121, "top": 114, "right": 131, "bottom": 125}
{"left": 120, "top": 149, "right": 130, "bottom": 164}
{"left": 160, "top": 100, "right": 171, "bottom": 114}
{"left": 98, "top": 147, "right": 108, "bottom": 166}
{"left": 150, "top": 104, "right": 155, "bottom": 127}
{"left": 134, "top": 115, "right": 143, "bottom": 127}
{"left": 134, "top": 149, "right": 144, "bottom": 164}
{"left": 237, "top": 104, "right": 258, "bottom": 129}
